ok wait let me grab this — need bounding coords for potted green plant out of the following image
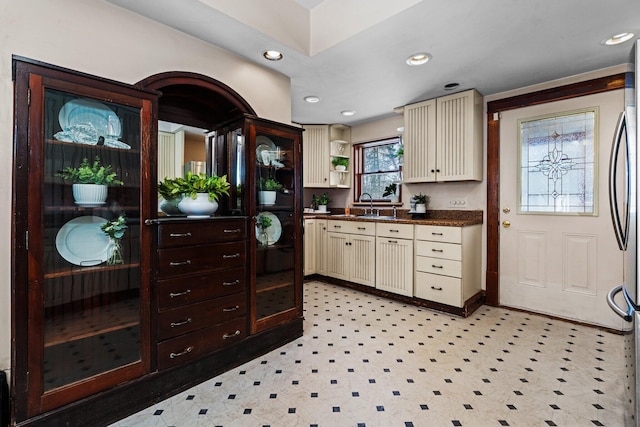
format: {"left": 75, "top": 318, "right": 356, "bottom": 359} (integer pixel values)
{"left": 157, "top": 177, "right": 183, "bottom": 215}
{"left": 172, "top": 171, "right": 231, "bottom": 217}
{"left": 331, "top": 156, "right": 349, "bottom": 171}
{"left": 313, "top": 193, "right": 332, "bottom": 212}
{"left": 56, "top": 156, "right": 123, "bottom": 206}
{"left": 412, "top": 193, "right": 429, "bottom": 213}
{"left": 395, "top": 145, "right": 404, "bottom": 166}
{"left": 382, "top": 183, "right": 398, "bottom": 202}
{"left": 258, "top": 177, "right": 284, "bottom": 206}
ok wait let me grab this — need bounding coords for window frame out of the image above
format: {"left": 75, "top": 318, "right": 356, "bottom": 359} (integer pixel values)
{"left": 353, "top": 137, "right": 402, "bottom": 204}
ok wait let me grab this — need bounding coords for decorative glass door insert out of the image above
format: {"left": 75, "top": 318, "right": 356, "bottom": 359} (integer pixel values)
{"left": 518, "top": 108, "right": 598, "bottom": 214}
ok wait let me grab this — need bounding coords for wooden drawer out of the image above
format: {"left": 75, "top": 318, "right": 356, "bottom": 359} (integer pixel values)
{"left": 158, "top": 241, "right": 245, "bottom": 278}
{"left": 158, "top": 292, "right": 246, "bottom": 340}
{"left": 157, "top": 267, "right": 246, "bottom": 309}
{"left": 415, "top": 225, "right": 461, "bottom": 243}
{"left": 376, "top": 222, "right": 414, "bottom": 239}
{"left": 415, "top": 240, "right": 461, "bottom": 261}
{"left": 327, "top": 220, "right": 376, "bottom": 236}
{"left": 415, "top": 272, "right": 462, "bottom": 307}
{"left": 157, "top": 317, "right": 247, "bottom": 370}
{"left": 158, "top": 219, "right": 246, "bottom": 248}
{"left": 415, "top": 255, "right": 461, "bottom": 277}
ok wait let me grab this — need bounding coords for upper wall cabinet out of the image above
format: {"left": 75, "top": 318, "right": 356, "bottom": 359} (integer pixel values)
{"left": 303, "top": 124, "right": 351, "bottom": 188}
{"left": 403, "top": 89, "right": 483, "bottom": 183}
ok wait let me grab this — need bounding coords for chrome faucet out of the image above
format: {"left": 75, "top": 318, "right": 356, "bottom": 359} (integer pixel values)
{"left": 360, "top": 192, "right": 373, "bottom": 215}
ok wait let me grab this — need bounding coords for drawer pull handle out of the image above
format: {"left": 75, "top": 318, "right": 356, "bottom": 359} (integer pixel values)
{"left": 170, "top": 318, "right": 192, "bottom": 327}
{"left": 170, "top": 260, "right": 192, "bottom": 266}
{"left": 170, "top": 346, "right": 194, "bottom": 359}
{"left": 223, "top": 253, "right": 241, "bottom": 259}
{"left": 223, "top": 305, "right": 240, "bottom": 312}
{"left": 390, "top": 229, "right": 399, "bottom": 233}
{"left": 169, "top": 289, "right": 191, "bottom": 298}
{"left": 223, "top": 279, "right": 240, "bottom": 286}
{"left": 224, "top": 229, "right": 241, "bottom": 233}
{"left": 432, "top": 264, "right": 443, "bottom": 269}
{"left": 431, "top": 249, "right": 444, "bottom": 253}
{"left": 431, "top": 286, "right": 443, "bottom": 291}
{"left": 357, "top": 227, "right": 366, "bottom": 230}
{"left": 432, "top": 232, "right": 443, "bottom": 236}
{"left": 223, "top": 330, "right": 241, "bottom": 339}
{"left": 334, "top": 225, "right": 341, "bottom": 229}
{"left": 169, "top": 232, "right": 192, "bottom": 237}
{"left": 388, "top": 240, "right": 398, "bottom": 244}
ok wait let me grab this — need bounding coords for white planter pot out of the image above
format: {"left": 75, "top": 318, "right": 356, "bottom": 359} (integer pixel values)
{"left": 72, "top": 183, "right": 107, "bottom": 207}
{"left": 178, "top": 193, "right": 219, "bottom": 218}
{"left": 415, "top": 204, "right": 427, "bottom": 213}
{"left": 335, "top": 165, "right": 346, "bottom": 171}
{"left": 258, "top": 190, "right": 277, "bottom": 206}
{"left": 389, "top": 195, "right": 399, "bottom": 203}
{"left": 159, "top": 197, "right": 183, "bottom": 216}
{"left": 317, "top": 204, "right": 327, "bottom": 212}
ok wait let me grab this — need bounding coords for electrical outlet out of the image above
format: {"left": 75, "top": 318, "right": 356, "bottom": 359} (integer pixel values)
{"left": 448, "top": 198, "right": 467, "bottom": 208}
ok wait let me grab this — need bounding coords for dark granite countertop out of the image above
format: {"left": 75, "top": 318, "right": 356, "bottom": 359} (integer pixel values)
{"left": 303, "top": 209, "right": 483, "bottom": 227}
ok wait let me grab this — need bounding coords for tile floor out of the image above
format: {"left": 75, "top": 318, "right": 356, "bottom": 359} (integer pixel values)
{"left": 111, "top": 280, "right": 627, "bottom": 427}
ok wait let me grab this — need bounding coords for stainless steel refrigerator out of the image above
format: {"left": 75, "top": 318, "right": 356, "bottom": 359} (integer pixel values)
{"left": 608, "top": 39, "right": 640, "bottom": 427}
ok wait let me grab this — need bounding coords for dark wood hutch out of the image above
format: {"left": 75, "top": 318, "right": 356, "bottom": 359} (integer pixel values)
{"left": 11, "top": 57, "right": 303, "bottom": 427}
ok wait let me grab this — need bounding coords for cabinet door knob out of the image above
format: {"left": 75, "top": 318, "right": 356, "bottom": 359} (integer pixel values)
{"left": 169, "top": 232, "right": 192, "bottom": 237}
{"left": 223, "top": 253, "right": 241, "bottom": 259}
{"left": 223, "top": 330, "right": 241, "bottom": 339}
{"left": 169, "top": 289, "right": 191, "bottom": 298}
{"left": 170, "top": 318, "right": 192, "bottom": 328}
{"left": 169, "top": 346, "right": 194, "bottom": 359}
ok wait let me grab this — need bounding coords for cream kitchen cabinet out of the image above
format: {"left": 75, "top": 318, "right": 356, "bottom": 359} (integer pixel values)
{"left": 304, "top": 218, "right": 328, "bottom": 276}
{"left": 375, "top": 223, "right": 414, "bottom": 296}
{"left": 326, "top": 220, "right": 375, "bottom": 287}
{"left": 414, "top": 224, "right": 481, "bottom": 307}
{"left": 304, "top": 219, "right": 317, "bottom": 274}
{"left": 302, "top": 124, "right": 351, "bottom": 188}
{"left": 403, "top": 89, "right": 483, "bottom": 182}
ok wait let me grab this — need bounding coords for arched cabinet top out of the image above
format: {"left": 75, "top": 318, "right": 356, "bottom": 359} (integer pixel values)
{"left": 137, "top": 71, "right": 256, "bottom": 130}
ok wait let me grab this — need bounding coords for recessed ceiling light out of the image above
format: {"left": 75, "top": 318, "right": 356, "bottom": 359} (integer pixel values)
{"left": 602, "top": 32, "right": 635, "bottom": 46}
{"left": 406, "top": 53, "right": 432, "bottom": 66}
{"left": 340, "top": 110, "right": 356, "bottom": 116}
{"left": 304, "top": 96, "right": 320, "bottom": 103}
{"left": 444, "top": 82, "right": 460, "bottom": 90}
{"left": 263, "top": 50, "right": 283, "bottom": 61}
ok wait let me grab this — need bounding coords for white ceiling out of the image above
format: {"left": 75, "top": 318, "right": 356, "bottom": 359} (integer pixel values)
{"left": 107, "top": 0, "right": 639, "bottom": 126}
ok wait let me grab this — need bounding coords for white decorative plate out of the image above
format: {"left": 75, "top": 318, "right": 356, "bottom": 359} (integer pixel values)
{"left": 55, "top": 216, "right": 110, "bottom": 266}
{"left": 255, "top": 212, "right": 282, "bottom": 246}
{"left": 256, "top": 135, "right": 276, "bottom": 165}
{"left": 58, "top": 98, "right": 122, "bottom": 140}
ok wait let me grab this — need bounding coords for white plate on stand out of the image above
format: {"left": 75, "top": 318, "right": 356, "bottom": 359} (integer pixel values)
{"left": 255, "top": 212, "right": 282, "bottom": 246}
{"left": 55, "top": 216, "right": 110, "bottom": 266}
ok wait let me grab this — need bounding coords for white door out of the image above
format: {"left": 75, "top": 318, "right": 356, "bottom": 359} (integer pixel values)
{"left": 499, "top": 90, "right": 625, "bottom": 329}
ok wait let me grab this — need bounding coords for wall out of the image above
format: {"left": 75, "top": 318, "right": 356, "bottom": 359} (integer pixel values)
{"left": 0, "top": 0, "right": 292, "bottom": 381}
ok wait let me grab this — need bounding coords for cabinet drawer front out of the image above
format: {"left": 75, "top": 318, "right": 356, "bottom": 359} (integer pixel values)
{"left": 376, "top": 223, "right": 414, "bottom": 239}
{"left": 415, "top": 272, "right": 462, "bottom": 307}
{"left": 415, "top": 241, "right": 461, "bottom": 261}
{"left": 157, "top": 268, "right": 246, "bottom": 309}
{"left": 158, "top": 220, "right": 247, "bottom": 248}
{"left": 415, "top": 225, "right": 461, "bottom": 243}
{"left": 158, "top": 241, "right": 246, "bottom": 278}
{"left": 415, "top": 256, "right": 461, "bottom": 277}
{"left": 157, "top": 317, "right": 247, "bottom": 370}
{"left": 327, "top": 220, "right": 376, "bottom": 236}
{"left": 158, "top": 292, "right": 247, "bottom": 340}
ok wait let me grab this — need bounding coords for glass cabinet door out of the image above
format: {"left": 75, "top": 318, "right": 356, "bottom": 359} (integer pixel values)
{"left": 253, "top": 124, "right": 302, "bottom": 330}
{"left": 18, "top": 72, "right": 153, "bottom": 416}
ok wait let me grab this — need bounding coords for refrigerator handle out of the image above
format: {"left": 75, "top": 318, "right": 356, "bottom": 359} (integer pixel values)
{"left": 608, "top": 111, "right": 627, "bottom": 250}
{"left": 607, "top": 285, "right": 633, "bottom": 322}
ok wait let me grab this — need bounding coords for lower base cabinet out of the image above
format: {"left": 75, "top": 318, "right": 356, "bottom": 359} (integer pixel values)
{"left": 414, "top": 224, "right": 481, "bottom": 308}
{"left": 375, "top": 222, "right": 414, "bottom": 296}
{"left": 326, "top": 220, "right": 376, "bottom": 287}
